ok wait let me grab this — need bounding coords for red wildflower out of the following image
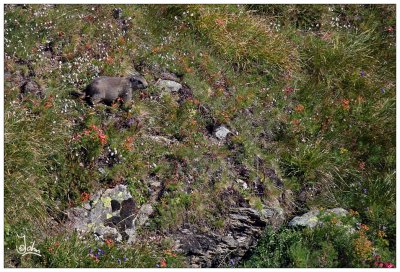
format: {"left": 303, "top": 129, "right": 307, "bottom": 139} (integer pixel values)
{"left": 385, "top": 262, "right": 395, "bottom": 268}
{"left": 105, "top": 239, "right": 114, "bottom": 248}
{"left": 284, "top": 87, "right": 299, "bottom": 96}
{"left": 215, "top": 18, "right": 225, "bottom": 26}
{"left": 98, "top": 132, "right": 107, "bottom": 145}
{"left": 106, "top": 56, "right": 114, "bottom": 64}
{"left": 291, "top": 119, "right": 300, "bottom": 126}
{"left": 341, "top": 98, "right": 350, "bottom": 110}
{"left": 360, "top": 224, "right": 369, "bottom": 231}
{"left": 160, "top": 259, "right": 167, "bottom": 268}
{"left": 164, "top": 249, "right": 177, "bottom": 257}
{"left": 81, "top": 192, "right": 90, "bottom": 202}
{"left": 295, "top": 104, "right": 305, "bottom": 113}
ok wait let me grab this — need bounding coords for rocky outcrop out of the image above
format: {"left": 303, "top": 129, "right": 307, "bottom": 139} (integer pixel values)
{"left": 174, "top": 206, "right": 285, "bottom": 268}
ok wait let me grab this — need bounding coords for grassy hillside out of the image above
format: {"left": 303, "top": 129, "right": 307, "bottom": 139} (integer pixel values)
{"left": 4, "top": 4, "right": 395, "bottom": 268}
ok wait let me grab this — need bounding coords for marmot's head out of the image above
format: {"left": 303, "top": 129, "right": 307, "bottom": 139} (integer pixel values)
{"left": 129, "top": 74, "right": 148, "bottom": 89}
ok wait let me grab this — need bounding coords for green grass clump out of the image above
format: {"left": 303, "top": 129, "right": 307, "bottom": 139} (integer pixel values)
{"left": 149, "top": 5, "right": 299, "bottom": 74}
{"left": 11, "top": 232, "right": 185, "bottom": 268}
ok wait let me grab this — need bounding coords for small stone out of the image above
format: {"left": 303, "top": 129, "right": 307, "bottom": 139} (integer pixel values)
{"left": 288, "top": 210, "right": 320, "bottom": 228}
{"left": 327, "top": 207, "right": 348, "bottom": 217}
{"left": 148, "top": 180, "right": 161, "bottom": 189}
{"left": 21, "top": 80, "right": 43, "bottom": 98}
{"left": 4, "top": 72, "right": 12, "bottom": 81}
{"left": 236, "top": 179, "right": 248, "bottom": 190}
{"left": 288, "top": 208, "right": 349, "bottom": 229}
{"left": 148, "top": 135, "right": 175, "bottom": 145}
{"left": 113, "top": 8, "right": 123, "bottom": 19}
{"left": 155, "top": 79, "right": 182, "bottom": 93}
{"left": 66, "top": 185, "right": 143, "bottom": 244}
{"left": 83, "top": 202, "right": 91, "bottom": 210}
{"left": 214, "top": 125, "right": 231, "bottom": 140}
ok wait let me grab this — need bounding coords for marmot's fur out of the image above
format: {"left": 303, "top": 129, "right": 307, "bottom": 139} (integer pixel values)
{"left": 84, "top": 74, "right": 148, "bottom": 105}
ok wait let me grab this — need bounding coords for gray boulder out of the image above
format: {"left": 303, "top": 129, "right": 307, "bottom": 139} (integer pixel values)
{"left": 288, "top": 208, "right": 349, "bottom": 228}
{"left": 155, "top": 79, "right": 182, "bottom": 93}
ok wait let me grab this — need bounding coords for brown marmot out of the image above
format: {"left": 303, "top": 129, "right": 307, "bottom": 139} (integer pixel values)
{"left": 83, "top": 74, "right": 148, "bottom": 105}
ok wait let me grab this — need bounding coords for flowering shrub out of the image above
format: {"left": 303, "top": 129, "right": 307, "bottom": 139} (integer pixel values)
{"left": 353, "top": 231, "right": 373, "bottom": 261}
{"left": 72, "top": 124, "right": 108, "bottom": 163}
{"left": 372, "top": 256, "right": 395, "bottom": 268}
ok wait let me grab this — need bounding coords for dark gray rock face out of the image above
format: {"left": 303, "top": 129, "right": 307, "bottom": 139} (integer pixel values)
{"left": 174, "top": 207, "right": 284, "bottom": 268}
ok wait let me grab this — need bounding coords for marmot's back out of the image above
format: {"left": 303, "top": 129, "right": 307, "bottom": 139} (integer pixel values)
{"left": 85, "top": 77, "right": 129, "bottom": 96}
{"left": 84, "top": 75, "right": 147, "bottom": 105}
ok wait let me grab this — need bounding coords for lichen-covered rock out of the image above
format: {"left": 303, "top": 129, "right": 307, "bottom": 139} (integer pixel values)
{"left": 66, "top": 184, "right": 155, "bottom": 244}
{"left": 288, "top": 209, "right": 320, "bottom": 228}
{"left": 288, "top": 207, "right": 349, "bottom": 228}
